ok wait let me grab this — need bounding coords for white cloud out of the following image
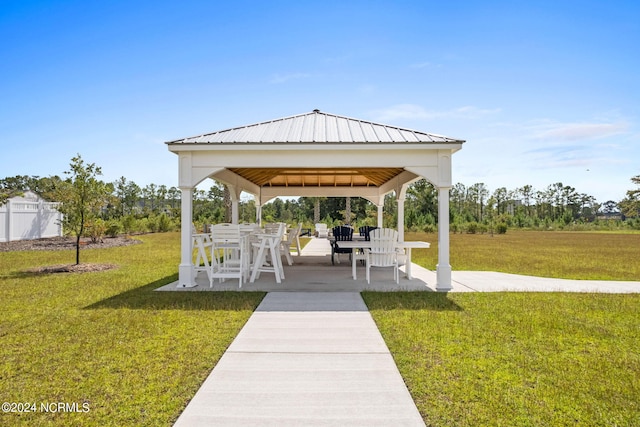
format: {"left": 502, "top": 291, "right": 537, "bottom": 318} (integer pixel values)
{"left": 372, "top": 104, "right": 501, "bottom": 122}
{"left": 528, "top": 121, "right": 629, "bottom": 141}
{"left": 410, "top": 61, "right": 441, "bottom": 69}
{"left": 515, "top": 118, "right": 633, "bottom": 173}
{"left": 358, "top": 84, "right": 377, "bottom": 95}
{"left": 268, "top": 73, "right": 312, "bottom": 84}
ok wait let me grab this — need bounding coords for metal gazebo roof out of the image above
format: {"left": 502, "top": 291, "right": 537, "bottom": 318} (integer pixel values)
{"left": 166, "top": 109, "right": 464, "bottom": 145}
{"left": 166, "top": 109, "right": 464, "bottom": 192}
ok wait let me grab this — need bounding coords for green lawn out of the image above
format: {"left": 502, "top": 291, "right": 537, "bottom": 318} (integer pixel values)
{"left": 2, "top": 230, "right": 639, "bottom": 426}
{"left": 364, "top": 230, "right": 640, "bottom": 426}
{"left": 0, "top": 232, "right": 265, "bottom": 426}
{"left": 363, "top": 292, "right": 640, "bottom": 426}
{"left": 407, "top": 230, "right": 640, "bottom": 281}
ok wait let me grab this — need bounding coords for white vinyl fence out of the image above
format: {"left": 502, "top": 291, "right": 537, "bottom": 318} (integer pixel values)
{"left": 0, "top": 198, "right": 63, "bottom": 242}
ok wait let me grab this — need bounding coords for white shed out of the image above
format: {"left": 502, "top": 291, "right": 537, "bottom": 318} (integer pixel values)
{"left": 0, "top": 191, "right": 63, "bottom": 242}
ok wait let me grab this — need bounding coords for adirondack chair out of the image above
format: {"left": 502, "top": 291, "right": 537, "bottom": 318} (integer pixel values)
{"left": 358, "top": 225, "right": 378, "bottom": 241}
{"left": 330, "top": 225, "right": 354, "bottom": 265}
{"left": 280, "top": 223, "right": 302, "bottom": 265}
{"left": 357, "top": 225, "right": 378, "bottom": 265}
{"left": 365, "top": 228, "right": 399, "bottom": 284}
{"left": 315, "top": 223, "right": 328, "bottom": 238}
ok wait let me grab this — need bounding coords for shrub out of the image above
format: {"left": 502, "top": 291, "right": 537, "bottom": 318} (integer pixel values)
{"left": 85, "top": 218, "right": 107, "bottom": 243}
{"left": 106, "top": 219, "right": 122, "bottom": 237}
{"left": 122, "top": 214, "right": 137, "bottom": 234}
{"left": 466, "top": 222, "right": 479, "bottom": 234}
{"left": 135, "top": 217, "right": 150, "bottom": 234}
{"left": 421, "top": 224, "right": 437, "bottom": 233}
{"left": 145, "top": 213, "right": 176, "bottom": 233}
{"left": 147, "top": 215, "right": 160, "bottom": 233}
{"left": 157, "top": 213, "right": 173, "bottom": 232}
{"left": 496, "top": 222, "right": 508, "bottom": 234}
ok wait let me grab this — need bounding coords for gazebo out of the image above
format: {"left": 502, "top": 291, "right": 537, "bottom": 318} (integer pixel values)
{"left": 166, "top": 110, "right": 465, "bottom": 291}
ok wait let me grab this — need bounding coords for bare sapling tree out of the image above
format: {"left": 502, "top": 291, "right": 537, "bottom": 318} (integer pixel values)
{"left": 54, "top": 154, "right": 111, "bottom": 265}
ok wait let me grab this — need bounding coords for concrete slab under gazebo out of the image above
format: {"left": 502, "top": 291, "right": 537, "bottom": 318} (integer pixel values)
{"left": 166, "top": 109, "right": 465, "bottom": 291}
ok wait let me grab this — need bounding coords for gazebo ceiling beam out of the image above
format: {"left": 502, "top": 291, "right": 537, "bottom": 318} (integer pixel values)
{"left": 227, "top": 167, "right": 404, "bottom": 189}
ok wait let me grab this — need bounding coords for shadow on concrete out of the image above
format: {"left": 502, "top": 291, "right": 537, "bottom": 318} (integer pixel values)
{"left": 254, "top": 292, "right": 371, "bottom": 312}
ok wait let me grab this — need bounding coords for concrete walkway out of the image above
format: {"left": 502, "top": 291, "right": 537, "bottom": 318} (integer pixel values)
{"left": 170, "top": 237, "right": 639, "bottom": 425}
{"left": 173, "top": 292, "right": 425, "bottom": 426}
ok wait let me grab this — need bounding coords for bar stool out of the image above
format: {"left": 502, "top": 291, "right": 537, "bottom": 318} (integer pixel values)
{"left": 250, "top": 223, "right": 286, "bottom": 283}
{"left": 192, "top": 224, "right": 213, "bottom": 281}
{"left": 209, "top": 223, "right": 245, "bottom": 288}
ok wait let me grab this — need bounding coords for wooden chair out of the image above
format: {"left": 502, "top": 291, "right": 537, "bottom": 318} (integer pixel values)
{"left": 365, "top": 228, "right": 399, "bottom": 284}
{"left": 330, "top": 225, "right": 354, "bottom": 265}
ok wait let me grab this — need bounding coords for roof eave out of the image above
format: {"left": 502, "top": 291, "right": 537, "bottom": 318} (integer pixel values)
{"left": 167, "top": 141, "right": 464, "bottom": 153}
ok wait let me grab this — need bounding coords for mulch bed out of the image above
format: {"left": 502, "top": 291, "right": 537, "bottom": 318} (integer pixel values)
{"left": 27, "top": 263, "right": 119, "bottom": 274}
{"left": 0, "top": 236, "right": 141, "bottom": 252}
{"left": 1, "top": 236, "right": 142, "bottom": 274}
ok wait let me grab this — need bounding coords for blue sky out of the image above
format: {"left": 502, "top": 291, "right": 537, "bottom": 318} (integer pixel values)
{"left": 1, "top": 0, "right": 638, "bottom": 203}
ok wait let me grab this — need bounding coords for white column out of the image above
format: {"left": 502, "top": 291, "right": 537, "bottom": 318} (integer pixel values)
{"left": 397, "top": 197, "right": 405, "bottom": 243}
{"left": 436, "top": 186, "right": 452, "bottom": 291}
{"left": 178, "top": 186, "right": 197, "bottom": 288}
{"left": 232, "top": 199, "right": 239, "bottom": 224}
{"left": 377, "top": 204, "right": 383, "bottom": 228}
{"left": 229, "top": 185, "right": 240, "bottom": 224}
{"left": 256, "top": 203, "right": 262, "bottom": 226}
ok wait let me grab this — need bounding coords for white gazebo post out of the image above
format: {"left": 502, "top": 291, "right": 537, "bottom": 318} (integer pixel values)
{"left": 178, "top": 186, "right": 196, "bottom": 288}
{"left": 396, "top": 197, "right": 405, "bottom": 243}
{"left": 229, "top": 184, "right": 240, "bottom": 224}
{"left": 377, "top": 204, "right": 384, "bottom": 228}
{"left": 256, "top": 202, "right": 262, "bottom": 225}
{"left": 232, "top": 199, "right": 239, "bottom": 224}
{"left": 436, "top": 185, "right": 452, "bottom": 291}
{"left": 396, "top": 184, "right": 408, "bottom": 243}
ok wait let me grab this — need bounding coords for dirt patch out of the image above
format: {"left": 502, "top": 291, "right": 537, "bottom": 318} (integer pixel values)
{"left": 0, "top": 236, "right": 142, "bottom": 252}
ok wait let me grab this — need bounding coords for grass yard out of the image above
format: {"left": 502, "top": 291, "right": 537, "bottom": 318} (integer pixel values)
{"left": 1, "top": 230, "right": 639, "bottom": 426}
{"left": 0, "top": 232, "right": 265, "bottom": 426}
{"left": 407, "top": 230, "right": 640, "bottom": 281}
{"left": 363, "top": 292, "right": 640, "bottom": 426}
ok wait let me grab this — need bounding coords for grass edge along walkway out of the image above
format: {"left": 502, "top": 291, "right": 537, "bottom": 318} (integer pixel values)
{"left": 363, "top": 291, "right": 640, "bottom": 427}
{"left": 0, "top": 233, "right": 266, "bottom": 426}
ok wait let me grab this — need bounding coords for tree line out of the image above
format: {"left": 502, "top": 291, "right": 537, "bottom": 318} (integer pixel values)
{"left": 2, "top": 155, "right": 640, "bottom": 247}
